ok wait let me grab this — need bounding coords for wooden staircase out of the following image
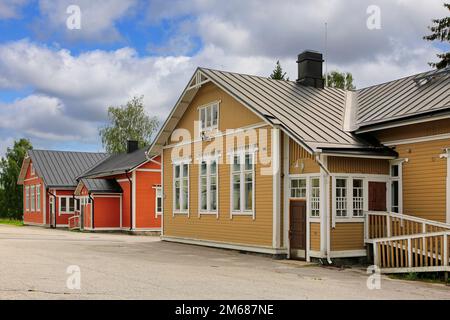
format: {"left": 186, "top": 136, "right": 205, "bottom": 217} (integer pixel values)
{"left": 365, "top": 212, "right": 450, "bottom": 273}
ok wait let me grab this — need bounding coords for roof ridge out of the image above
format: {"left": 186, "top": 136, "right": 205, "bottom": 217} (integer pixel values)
{"left": 30, "top": 149, "right": 108, "bottom": 155}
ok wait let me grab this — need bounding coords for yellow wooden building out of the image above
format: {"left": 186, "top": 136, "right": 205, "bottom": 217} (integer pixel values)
{"left": 149, "top": 51, "right": 450, "bottom": 270}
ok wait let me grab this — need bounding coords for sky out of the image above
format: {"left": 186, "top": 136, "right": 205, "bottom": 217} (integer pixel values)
{"left": 0, "top": 0, "right": 448, "bottom": 156}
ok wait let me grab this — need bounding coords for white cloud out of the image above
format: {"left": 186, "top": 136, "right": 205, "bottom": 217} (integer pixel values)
{"left": 0, "top": 0, "right": 28, "bottom": 19}
{"left": 0, "top": 0, "right": 448, "bottom": 155}
{"left": 35, "top": 0, "right": 138, "bottom": 42}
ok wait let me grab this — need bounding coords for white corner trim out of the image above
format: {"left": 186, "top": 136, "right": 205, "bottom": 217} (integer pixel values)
{"left": 132, "top": 170, "right": 137, "bottom": 230}
{"left": 272, "top": 127, "right": 281, "bottom": 249}
{"left": 447, "top": 149, "right": 450, "bottom": 223}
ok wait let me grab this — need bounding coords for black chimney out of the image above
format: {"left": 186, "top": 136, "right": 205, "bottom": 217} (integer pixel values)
{"left": 296, "top": 50, "right": 324, "bottom": 89}
{"left": 127, "top": 140, "right": 139, "bottom": 154}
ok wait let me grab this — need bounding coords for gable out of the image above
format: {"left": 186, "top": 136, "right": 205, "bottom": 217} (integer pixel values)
{"left": 171, "top": 82, "right": 263, "bottom": 144}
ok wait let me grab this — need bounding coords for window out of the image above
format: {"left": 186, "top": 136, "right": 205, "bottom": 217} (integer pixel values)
{"left": 231, "top": 152, "right": 254, "bottom": 214}
{"left": 199, "top": 159, "right": 218, "bottom": 213}
{"left": 335, "top": 179, "right": 347, "bottom": 217}
{"left": 173, "top": 163, "right": 189, "bottom": 213}
{"left": 352, "top": 179, "right": 364, "bottom": 217}
{"left": 290, "top": 179, "right": 306, "bottom": 198}
{"left": 30, "top": 185, "right": 35, "bottom": 211}
{"left": 25, "top": 186, "right": 30, "bottom": 211}
{"left": 390, "top": 162, "right": 402, "bottom": 213}
{"left": 36, "top": 185, "right": 41, "bottom": 211}
{"left": 310, "top": 178, "right": 320, "bottom": 217}
{"left": 155, "top": 187, "right": 162, "bottom": 215}
{"left": 75, "top": 198, "right": 80, "bottom": 211}
{"left": 60, "top": 197, "right": 75, "bottom": 214}
{"left": 199, "top": 102, "right": 219, "bottom": 133}
{"left": 30, "top": 163, "right": 35, "bottom": 176}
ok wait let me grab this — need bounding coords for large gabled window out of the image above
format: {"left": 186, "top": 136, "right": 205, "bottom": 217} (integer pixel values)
{"left": 199, "top": 102, "right": 219, "bottom": 134}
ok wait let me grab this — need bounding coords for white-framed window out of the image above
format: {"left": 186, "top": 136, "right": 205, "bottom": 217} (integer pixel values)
{"left": 25, "top": 186, "right": 30, "bottom": 212}
{"left": 310, "top": 178, "right": 320, "bottom": 217}
{"left": 75, "top": 198, "right": 80, "bottom": 211}
{"left": 335, "top": 178, "right": 347, "bottom": 217}
{"left": 155, "top": 187, "right": 162, "bottom": 215}
{"left": 199, "top": 159, "right": 218, "bottom": 214}
{"left": 231, "top": 152, "right": 254, "bottom": 215}
{"left": 173, "top": 163, "right": 189, "bottom": 213}
{"left": 199, "top": 102, "right": 219, "bottom": 133}
{"left": 60, "top": 197, "right": 75, "bottom": 214}
{"left": 36, "top": 185, "right": 41, "bottom": 211}
{"left": 30, "top": 163, "right": 35, "bottom": 176}
{"left": 352, "top": 179, "right": 364, "bottom": 217}
{"left": 390, "top": 161, "right": 402, "bottom": 213}
{"left": 30, "top": 185, "right": 35, "bottom": 211}
{"left": 290, "top": 178, "right": 306, "bottom": 198}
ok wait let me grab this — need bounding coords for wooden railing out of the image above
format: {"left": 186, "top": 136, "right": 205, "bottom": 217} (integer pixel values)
{"left": 372, "top": 231, "right": 450, "bottom": 273}
{"left": 68, "top": 215, "right": 80, "bottom": 230}
{"left": 365, "top": 212, "right": 450, "bottom": 273}
{"left": 365, "top": 211, "right": 450, "bottom": 241}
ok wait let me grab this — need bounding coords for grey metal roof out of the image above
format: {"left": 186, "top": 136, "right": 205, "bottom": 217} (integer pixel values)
{"left": 80, "top": 147, "right": 153, "bottom": 179}
{"left": 28, "top": 150, "right": 108, "bottom": 188}
{"left": 200, "top": 68, "right": 369, "bottom": 151}
{"left": 80, "top": 178, "right": 122, "bottom": 193}
{"left": 356, "top": 67, "right": 450, "bottom": 129}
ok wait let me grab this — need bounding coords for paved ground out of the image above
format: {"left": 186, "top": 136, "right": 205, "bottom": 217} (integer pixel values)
{"left": 0, "top": 225, "right": 449, "bottom": 299}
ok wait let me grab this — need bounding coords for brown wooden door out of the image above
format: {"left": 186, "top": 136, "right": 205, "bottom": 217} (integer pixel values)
{"left": 369, "top": 182, "right": 387, "bottom": 211}
{"left": 290, "top": 200, "right": 307, "bottom": 252}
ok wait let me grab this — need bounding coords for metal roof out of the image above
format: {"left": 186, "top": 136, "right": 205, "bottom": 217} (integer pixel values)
{"left": 79, "top": 178, "right": 122, "bottom": 193}
{"left": 356, "top": 67, "right": 450, "bottom": 130}
{"left": 27, "top": 150, "right": 108, "bottom": 188}
{"left": 80, "top": 147, "right": 153, "bottom": 179}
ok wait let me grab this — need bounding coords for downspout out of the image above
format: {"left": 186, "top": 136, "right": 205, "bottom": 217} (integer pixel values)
{"left": 88, "top": 193, "right": 95, "bottom": 230}
{"left": 316, "top": 155, "right": 333, "bottom": 265}
{"left": 47, "top": 189, "right": 57, "bottom": 229}
{"left": 126, "top": 171, "right": 133, "bottom": 231}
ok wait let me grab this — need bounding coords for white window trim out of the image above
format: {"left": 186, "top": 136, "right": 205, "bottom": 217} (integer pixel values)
{"left": 25, "top": 186, "right": 30, "bottom": 212}
{"left": 198, "top": 158, "right": 219, "bottom": 216}
{"left": 155, "top": 186, "right": 163, "bottom": 216}
{"left": 310, "top": 177, "right": 321, "bottom": 218}
{"left": 289, "top": 177, "right": 307, "bottom": 200}
{"left": 389, "top": 160, "right": 403, "bottom": 214}
{"left": 332, "top": 175, "right": 374, "bottom": 223}
{"left": 230, "top": 151, "right": 255, "bottom": 219}
{"left": 36, "top": 184, "right": 41, "bottom": 212}
{"left": 173, "top": 162, "right": 190, "bottom": 215}
{"left": 30, "top": 185, "right": 35, "bottom": 212}
{"left": 198, "top": 100, "right": 220, "bottom": 136}
{"left": 30, "top": 163, "right": 35, "bottom": 176}
{"left": 59, "top": 196, "right": 75, "bottom": 215}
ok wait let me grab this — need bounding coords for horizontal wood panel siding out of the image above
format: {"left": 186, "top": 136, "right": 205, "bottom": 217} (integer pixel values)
{"left": 375, "top": 118, "right": 450, "bottom": 142}
{"left": 328, "top": 156, "right": 389, "bottom": 174}
{"left": 163, "top": 80, "right": 275, "bottom": 247}
{"left": 172, "top": 83, "right": 262, "bottom": 143}
{"left": 310, "top": 222, "right": 320, "bottom": 251}
{"left": 394, "top": 139, "right": 449, "bottom": 222}
{"left": 330, "top": 222, "right": 365, "bottom": 251}
{"left": 289, "top": 139, "right": 319, "bottom": 174}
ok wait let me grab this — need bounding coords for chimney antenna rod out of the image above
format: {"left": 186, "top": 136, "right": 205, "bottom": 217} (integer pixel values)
{"left": 325, "top": 22, "right": 328, "bottom": 87}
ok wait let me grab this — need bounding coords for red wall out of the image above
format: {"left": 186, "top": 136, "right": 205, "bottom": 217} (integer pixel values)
{"left": 23, "top": 160, "right": 45, "bottom": 225}
{"left": 135, "top": 157, "right": 161, "bottom": 229}
{"left": 94, "top": 197, "right": 121, "bottom": 228}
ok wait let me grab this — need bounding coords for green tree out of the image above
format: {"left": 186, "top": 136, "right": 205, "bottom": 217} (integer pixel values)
{"left": 99, "top": 96, "right": 160, "bottom": 154}
{"left": 325, "top": 71, "right": 356, "bottom": 90}
{"left": 424, "top": 3, "right": 450, "bottom": 69}
{"left": 270, "top": 61, "right": 289, "bottom": 80}
{"left": 0, "top": 138, "right": 32, "bottom": 219}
